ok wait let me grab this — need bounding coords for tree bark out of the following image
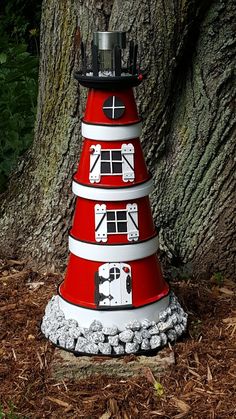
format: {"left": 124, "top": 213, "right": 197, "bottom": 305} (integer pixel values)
{"left": 0, "top": 0, "right": 235, "bottom": 278}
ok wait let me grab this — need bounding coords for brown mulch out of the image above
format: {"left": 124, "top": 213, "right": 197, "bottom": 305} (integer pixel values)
{"left": 0, "top": 259, "right": 235, "bottom": 419}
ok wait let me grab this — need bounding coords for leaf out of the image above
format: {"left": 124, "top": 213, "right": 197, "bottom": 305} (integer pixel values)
{"left": 154, "top": 381, "right": 164, "bottom": 397}
{"left": 0, "top": 53, "right": 7, "bottom": 64}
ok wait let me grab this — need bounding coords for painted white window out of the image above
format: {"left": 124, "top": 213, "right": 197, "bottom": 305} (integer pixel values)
{"left": 95, "top": 204, "right": 139, "bottom": 242}
{"left": 89, "top": 144, "right": 134, "bottom": 183}
{"left": 95, "top": 262, "right": 132, "bottom": 307}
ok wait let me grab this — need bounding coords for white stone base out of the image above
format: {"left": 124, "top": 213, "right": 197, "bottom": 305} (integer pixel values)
{"left": 41, "top": 292, "right": 188, "bottom": 356}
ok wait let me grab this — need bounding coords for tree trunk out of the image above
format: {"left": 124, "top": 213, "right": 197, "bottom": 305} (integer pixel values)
{"left": 0, "top": 0, "right": 235, "bottom": 278}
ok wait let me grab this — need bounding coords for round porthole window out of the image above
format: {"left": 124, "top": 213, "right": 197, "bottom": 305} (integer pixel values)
{"left": 103, "top": 96, "right": 125, "bottom": 119}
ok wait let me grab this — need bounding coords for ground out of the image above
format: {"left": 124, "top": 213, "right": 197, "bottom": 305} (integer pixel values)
{"left": 0, "top": 259, "right": 235, "bottom": 419}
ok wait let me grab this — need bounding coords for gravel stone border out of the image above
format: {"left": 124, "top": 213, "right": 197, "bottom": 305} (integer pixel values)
{"left": 41, "top": 292, "right": 188, "bottom": 355}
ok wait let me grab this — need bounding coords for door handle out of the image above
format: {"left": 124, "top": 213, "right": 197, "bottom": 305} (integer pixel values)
{"left": 126, "top": 275, "right": 132, "bottom": 293}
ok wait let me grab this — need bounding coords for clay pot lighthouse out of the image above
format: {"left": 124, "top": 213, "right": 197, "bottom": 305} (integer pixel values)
{"left": 41, "top": 31, "right": 187, "bottom": 355}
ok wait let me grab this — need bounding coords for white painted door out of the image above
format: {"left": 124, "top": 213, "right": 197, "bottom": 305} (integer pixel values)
{"left": 97, "top": 262, "right": 132, "bottom": 307}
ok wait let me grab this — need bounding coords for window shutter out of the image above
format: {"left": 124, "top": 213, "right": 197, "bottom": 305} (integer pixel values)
{"left": 126, "top": 203, "right": 139, "bottom": 241}
{"left": 89, "top": 144, "right": 101, "bottom": 183}
{"left": 121, "top": 144, "right": 135, "bottom": 182}
{"left": 95, "top": 204, "right": 107, "bottom": 242}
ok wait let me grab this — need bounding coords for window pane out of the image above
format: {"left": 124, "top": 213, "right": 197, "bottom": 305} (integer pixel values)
{"left": 117, "top": 211, "right": 126, "bottom": 221}
{"left": 107, "top": 211, "right": 115, "bottom": 221}
{"left": 101, "top": 162, "right": 111, "bottom": 173}
{"left": 110, "top": 267, "right": 120, "bottom": 279}
{"left": 117, "top": 222, "right": 127, "bottom": 232}
{"left": 114, "top": 107, "right": 125, "bottom": 119}
{"left": 103, "top": 108, "right": 113, "bottom": 119}
{"left": 101, "top": 151, "right": 110, "bottom": 161}
{"left": 114, "top": 97, "right": 125, "bottom": 108}
{"left": 107, "top": 222, "right": 116, "bottom": 233}
{"left": 112, "top": 162, "right": 122, "bottom": 173}
{"left": 112, "top": 151, "right": 122, "bottom": 161}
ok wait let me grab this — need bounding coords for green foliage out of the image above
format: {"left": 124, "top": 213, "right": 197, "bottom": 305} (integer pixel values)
{"left": 0, "top": 402, "right": 21, "bottom": 419}
{"left": 0, "top": 1, "right": 41, "bottom": 192}
{"left": 212, "top": 271, "right": 224, "bottom": 286}
{"left": 154, "top": 381, "right": 164, "bottom": 397}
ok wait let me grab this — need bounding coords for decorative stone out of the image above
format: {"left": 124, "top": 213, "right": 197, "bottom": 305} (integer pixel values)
{"left": 180, "top": 323, "right": 186, "bottom": 332}
{"left": 102, "top": 326, "right": 118, "bottom": 336}
{"left": 141, "top": 338, "right": 151, "bottom": 351}
{"left": 150, "top": 335, "right": 161, "bottom": 349}
{"left": 140, "top": 319, "right": 152, "bottom": 329}
{"left": 182, "top": 317, "right": 188, "bottom": 328}
{"left": 98, "top": 343, "right": 112, "bottom": 355}
{"left": 69, "top": 327, "right": 82, "bottom": 339}
{"left": 89, "top": 320, "right": 103, "bottom": 332}
{"left": 85, "top": 343, "right": 99, "bottom": 354}
{"left": 65, "top": 337, "right": 75, "bottom": 350}
{"left": 88, "top": 332, "right": 105, "bottom": 344}
{"left": 41, "top": 293, "right": 188, "bottom": 355}
{"left": 170, "top": 304, "right": 178, "bottom": 314}
{"left": 108, "top": 335, "right": 119, "bottom": 347}
{"left": 158, "top": 310, "right": 168, "bottom": 322}
{"left": 49, "top": 332, "right": 59, "bottom": 345}
{"left": 81, "top": 327, "right": 90, "bottom": 337}
{"left": 158, "top": 319, "right": 173, "bottom": 332}
{"left": 166, "top": 307, "right": 172, "bottom": 316}
{"left": 125, "top": 342, "right": 140, "bottom": 354}
{"left": 58, "top": 325, "right": 69, "bottom": 334}
{"left": 125, "top": 320, "right": 141, "bottom": 331}
{"left": 167, "top": 330, "right": 177, "bottom": 342}
{"left": 177, "top": 307, "right": 185, "bottom": 316}
{"left": 67, "top": 319, "right": 78, "bottom": 328}
{"left": 58, "top": 336, "right": 66, "bottom": 347}
{"left": 149, "top": 325, "right": 159, "bottom": 335}
{"left": 160, "top": 332, "right": 167, "bottom": 346}
{"left": 113, "top": 345, "right": 125, "bottom": 355}
{"left": 54, "top": 310, "right": 65, "bottom": 319}
{"left": 140, "top": 328, "right": 151, "bottom": 339}
{"left": 75, "top": 337, "right": 88, "bottom": 352}
{"left": 170, "top": 313, "right": 178, "bottom": 325}
{"left": 119, "top": 330, "right": 134, "bottom": 343}
{"left": 133, "top": 331, "right": 143, "bottom": 344}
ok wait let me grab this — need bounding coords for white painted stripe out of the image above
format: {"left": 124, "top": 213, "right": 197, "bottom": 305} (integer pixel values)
{"left": 69, "top": 235, "right": 159, "bottom": 262}
{"left": 58, "top": 295, "right": 170, "bottom": 330}
{"left": 72, "top": 178, "right": 153, "bottom": 201}
{"left": 82, "top": 121, "right": 142, "bottom": 141}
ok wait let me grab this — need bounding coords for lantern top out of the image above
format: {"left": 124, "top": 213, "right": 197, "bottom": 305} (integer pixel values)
{"left": 74, "top": 30, "right": 144, "bottom": 89}
{"left": 93, "top": 31, "right": 126, "bottom": 50}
